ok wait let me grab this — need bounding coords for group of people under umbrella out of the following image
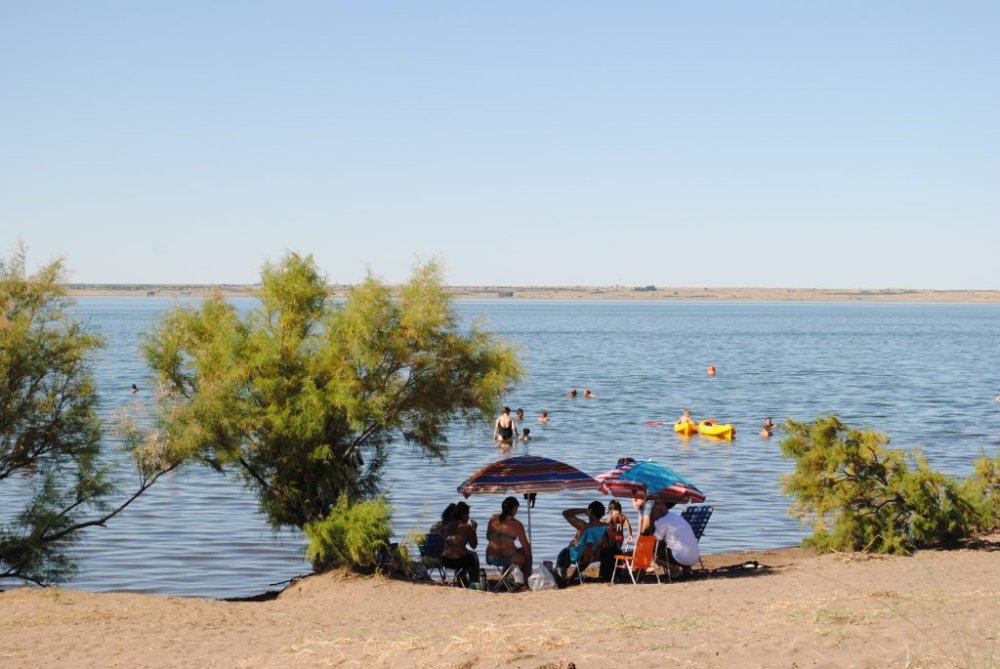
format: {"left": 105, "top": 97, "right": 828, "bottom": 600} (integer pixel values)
{"left": 432, "top": 455, "right": 706, "bottom": 589}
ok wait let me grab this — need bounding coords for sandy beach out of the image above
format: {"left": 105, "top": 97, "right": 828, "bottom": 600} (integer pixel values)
{"left": 3, "top": 539, "right": 998, "bottom": 669}
{"left": 65, "top": 285, "right": 1000, "bottom": 303}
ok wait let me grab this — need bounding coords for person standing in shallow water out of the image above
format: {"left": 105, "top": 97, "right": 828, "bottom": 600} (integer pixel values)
{"left": 493, "top": 406, "right": 517, "bottom": 442}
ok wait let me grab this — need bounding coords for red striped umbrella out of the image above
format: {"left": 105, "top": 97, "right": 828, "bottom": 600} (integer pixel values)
{"left": 458, "top": 455, "right": 603, "bottom": 496}
{"left": 457, "top": 455, "right": 604, "bottom": 538}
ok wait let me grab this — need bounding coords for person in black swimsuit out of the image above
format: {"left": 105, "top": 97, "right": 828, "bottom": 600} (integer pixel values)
{"left": 493, "top": 406, "right": 517, "bottom": 442}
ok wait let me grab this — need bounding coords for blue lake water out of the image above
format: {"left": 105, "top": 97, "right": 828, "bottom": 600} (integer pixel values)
{"left": 5, "top": 298, "right": 1000, "bottom": 598}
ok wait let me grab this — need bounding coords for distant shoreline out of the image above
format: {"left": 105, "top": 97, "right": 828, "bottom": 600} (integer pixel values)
{"left": 65, "top": 284, "right": 1000, "bottom": 303}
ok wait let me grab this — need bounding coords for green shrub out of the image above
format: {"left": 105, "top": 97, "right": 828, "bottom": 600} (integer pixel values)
{"left": 779, "top": 415, "right": 978, "bottom": 554}
{"left": 962, "top": 452, "right": 1000, "bottom": 532}
{"left": 304, "top": 496, "right": 392, "bottom": 571}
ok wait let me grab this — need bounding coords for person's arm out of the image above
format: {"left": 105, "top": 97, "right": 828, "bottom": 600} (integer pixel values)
{"left": 492, "top": 417, "right": 499, "bottom": 439}
{"left": 513, "top": 418, "right": 520, "bottom": 437}
{"left": 562, "top": 508, "right": 589, "bottom": 532}
{"left": 622, "top": 513, "right": 634, "bottom": 542}
{"left": 465, "top": 521, "right": 478, "bottom": 549}
{"left": 515, "top": 520, "right": 532, "bottom": 563}
{"left": 637, "top": 511, "right": 653, "bottom": 535}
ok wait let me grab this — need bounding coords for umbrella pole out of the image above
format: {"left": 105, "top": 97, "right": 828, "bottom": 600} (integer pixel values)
{"left": 527, "top": 503, "right": 532, "bottom": 542}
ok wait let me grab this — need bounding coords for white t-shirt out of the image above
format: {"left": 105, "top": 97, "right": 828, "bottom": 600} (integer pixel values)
{"left": 653, "top": 512, "right": 700, "bottom": 566}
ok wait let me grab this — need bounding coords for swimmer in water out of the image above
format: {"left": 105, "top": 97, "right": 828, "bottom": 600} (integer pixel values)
{"left": 130, "top": 384, "right": 138, "bottom": 393}
{"left": 583, "top": 389, "right": 597, "bottom": 398}
{"left": 538, "top": 409, "right": 549, "bottom": 424}
{"left": 759, "top": 417, "right": 775, "bottom": 437}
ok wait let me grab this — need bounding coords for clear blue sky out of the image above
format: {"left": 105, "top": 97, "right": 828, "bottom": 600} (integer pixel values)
{"left": 2, "top": 2, "right": 997, "bottom": 288}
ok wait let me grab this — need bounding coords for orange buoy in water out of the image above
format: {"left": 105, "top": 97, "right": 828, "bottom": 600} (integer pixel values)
{"left": 707, "top": 366, "right": 717, "bottom": 376}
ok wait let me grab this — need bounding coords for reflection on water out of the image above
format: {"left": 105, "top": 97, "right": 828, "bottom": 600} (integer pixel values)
{"left": 4, "top": 298, "right": 999, "bottom": 597}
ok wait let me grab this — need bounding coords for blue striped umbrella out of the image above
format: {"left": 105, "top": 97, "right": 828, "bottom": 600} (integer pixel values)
{"left": 596, "top": 460, "right": 705, "bottom": 504}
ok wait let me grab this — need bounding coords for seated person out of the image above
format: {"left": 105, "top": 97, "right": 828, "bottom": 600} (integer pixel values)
{"left": 439, "top": 502, "right": 480, "bottom": 587}
{"left": 555, "top": 501, "right": 614, "bottom": 581}
{"left": 485, "top": 496, "right": 532, "bottom": 583}
{"left": 677, "top": 408, "right": 695, "bottom": 425}
{"left": 653, "top": 503, "right": 700, "bottom": 579}
{"left": 605, "top": 499, "right": 633, "bottom": 549}
{"left": 759, "top": 417, "right": 776, "bottom": 437}
{"left": 429, "top": 503, "right": 457, "bottom": 534}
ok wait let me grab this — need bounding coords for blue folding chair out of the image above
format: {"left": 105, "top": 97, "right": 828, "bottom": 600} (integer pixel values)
{"left": 679, "top": 505, "right": 714, "bottom": 572}
{"left": 418, "top": 533, "right": 447, "bottom": 582}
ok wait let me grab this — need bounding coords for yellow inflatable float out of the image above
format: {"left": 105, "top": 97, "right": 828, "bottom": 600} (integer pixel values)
{"left": 673, "top": 420, "right": 698, "bottom": 436}
{"left": 698, "top": 419, "right": 735, "bottom": 439}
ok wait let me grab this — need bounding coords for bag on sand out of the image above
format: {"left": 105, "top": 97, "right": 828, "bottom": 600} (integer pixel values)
{"left": 528, "top": 563, "right": 558, "bottom": 591}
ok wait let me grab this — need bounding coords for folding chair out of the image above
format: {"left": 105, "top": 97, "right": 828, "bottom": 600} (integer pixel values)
{"left": 417, "top": 533, "right": 447, "bottom": 582}
{"left": 612, "top": 534, "right": 660, "bottom": 585}
{"left": 418, "top": 533, "right": 477, "bottom": 587}
{"left": 486, "top": 559, "right": 519, "bottom": 592}
{"left": 565, "top": 525, "right": 611, "bottom": 584}
{"left": 679, "top": 505, "right": 714, "bottom": 572}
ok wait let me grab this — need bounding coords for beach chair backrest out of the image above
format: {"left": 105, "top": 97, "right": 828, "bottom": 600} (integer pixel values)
{"left": 419, "top": 532, "right": 445, "bottom": 561}
{"left": 569, "top": 524, "right": 609, "bottom": 562}
{"left": 630, "top": 535, "right": 657, "bottom": 571}
{"left": 680, "top": 505, "right": 714, "bottom": 541}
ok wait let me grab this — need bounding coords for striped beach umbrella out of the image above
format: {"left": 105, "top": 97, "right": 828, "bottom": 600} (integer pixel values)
{"left": 457, "top": 455, "right": 604, "bottom": 538}
{"left": 458, "top": 455, "right": 604, "bottom": 497}
{"left": 596, "top": 459, "right": 705, "bottom": 504}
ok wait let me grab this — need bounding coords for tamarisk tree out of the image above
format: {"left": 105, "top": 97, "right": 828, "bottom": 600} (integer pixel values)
{"left": 779, "top": 415, "right": 979, "bottom": 554}
{"left": 142, "top": 253, "right": 521, "bottom": 567}
{"left": 1, "top": 247, "right": 181, "bottom": 585}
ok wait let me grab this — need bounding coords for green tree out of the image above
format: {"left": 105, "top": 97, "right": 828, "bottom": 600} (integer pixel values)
{"left": 779, "top": 415, "right": 978, "bottom": 554}
{"left": 1, "top": 246, "right": 182, "bottom": 585}
{"left": 962, "top": 452, "right": 1000, "bottom": 532}
{"left": 142, "top": 253, "right": 521, "bottom": 568}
